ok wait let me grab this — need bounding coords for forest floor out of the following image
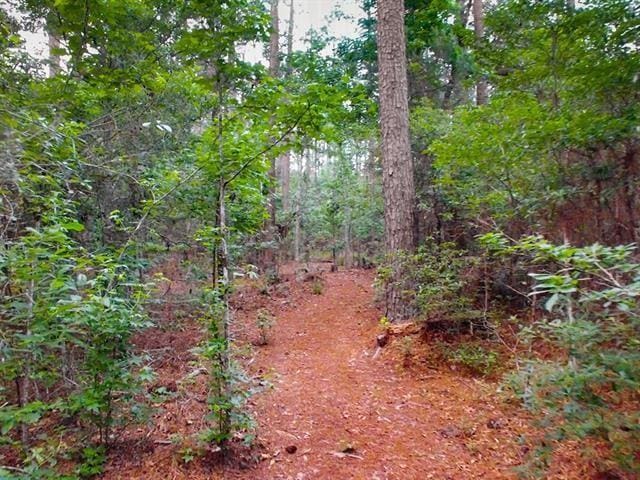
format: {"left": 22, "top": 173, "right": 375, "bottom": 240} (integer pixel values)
{"left": 102, "top": 262, "right": 593, "bottom": 480}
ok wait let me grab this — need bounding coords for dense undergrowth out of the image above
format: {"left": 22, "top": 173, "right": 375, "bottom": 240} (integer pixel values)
{"left": 376, "top": 234, "right": 640, "bottom": 476}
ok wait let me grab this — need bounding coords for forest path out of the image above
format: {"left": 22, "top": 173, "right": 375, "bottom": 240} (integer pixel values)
{"left": 239, "top": 267, "right": 524, "bottom": 480}
{"left": 103, "top": 266, "right": 550, "bottom": 480}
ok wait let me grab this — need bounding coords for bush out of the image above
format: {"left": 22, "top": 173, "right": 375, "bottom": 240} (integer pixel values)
{"left": 255, "top": 308, "right": 275, "bottom": 345}
{"left": 0, "top": 221, "right": 153, "bottom": 477}
{"left": 375, "top": 240, "right": 482, "bottom": 328}
{"left": 311, "top": 279, "right": 324, "bottom": 295}
{"left": 443, "top": 343, "right": 499, "bottom": 376}
{"left": 481, "top": 232, "right": 640, "bottom": 476}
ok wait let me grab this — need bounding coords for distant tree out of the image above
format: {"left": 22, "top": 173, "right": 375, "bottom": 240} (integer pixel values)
{"left": 264, "top": 0, "right": 280, "bottom": 274}
{"left": 473, "top": 0, "right": 487, "bottom": 105}
{"left": 280, "top": 0, "right": 294, "bottom": 214}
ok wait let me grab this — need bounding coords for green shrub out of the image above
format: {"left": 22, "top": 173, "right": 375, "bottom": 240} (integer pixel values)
{"left": 311, "top": 279, "right": 324, "bottom": 295}
{"left": 481, "top": 232, "right": 640, "bottom": 476}
{"left": 256, "top": 308, "right": 275, "bottom": 345}
{"left": 375, "top": 240, "right": 482, "bottom": 328}
{"left": 443, "top": 343, "right": 499, "bottom": 376}
{"left": 0, "top": 220, "right": 153, "bottom": 477}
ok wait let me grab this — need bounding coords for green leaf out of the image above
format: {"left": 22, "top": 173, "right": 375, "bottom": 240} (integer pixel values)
{"left": 545, "top": 293, "right": 561, "bottom": 312}
{"left": 61, "top": 221, "right": 85, "bottom": 232}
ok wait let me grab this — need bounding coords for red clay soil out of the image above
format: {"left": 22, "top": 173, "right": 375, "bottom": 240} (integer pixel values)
{"left": 102, "top": 266, "right": 599, "bottom": 480}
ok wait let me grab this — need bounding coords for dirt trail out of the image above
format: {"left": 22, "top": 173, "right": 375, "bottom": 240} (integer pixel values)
{"left": 243, "top": 268, "right": 525, "bottom": 480}
{"left": 104, "top": 266, "right": 584, "bottom": 480}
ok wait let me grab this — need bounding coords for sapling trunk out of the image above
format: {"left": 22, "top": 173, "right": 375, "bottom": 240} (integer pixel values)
{"left": 18, "top": 277, "right": 36, "bottom": 446}
{"left": 16, "top": 375, "right": 29, "bottom": 446}
{"left": 343, "top": 205, "right": 353, "bottom": 269}
{"left": 217, "top": 180, "right": 232, "bottom": 446}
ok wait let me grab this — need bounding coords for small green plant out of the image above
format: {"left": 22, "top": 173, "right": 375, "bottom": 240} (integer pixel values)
{"left": 399, "top": 336, "right": 414, "bottom": 367}
{"left": 378, "top": 316, "right": 391, "bottom": 331}
{"left": 75, "top": 445, "right": 107, "bottom": 478}
{"left": 444, "top": 343, "right": 498, "bottom": 376}
{"left": 150, "top": 386, "right": 176, "bottom": 404}
{"left": 311, "top": 279, "right": 324, "bottom": 295}
{"left": 171, "top": 434, "right": 204, "bottom": 466}
{"left": 256, "top": 308, "right": 275, "bottom": 346}
{"left": 179, "top": 446, "right": 198, "bottom": 465}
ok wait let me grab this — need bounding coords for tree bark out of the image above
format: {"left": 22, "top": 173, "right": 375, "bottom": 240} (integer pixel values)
{"left": 377, "top": 0, "right": 416, "bottom": 321}
{"left": 279, "top": 0, "right": 294, "bottom": 213}
{"left": 268, "top": 0, "right": 280, "bottom": 77}
{"left": 48, "top": 30, "right": 61, "bottom": 77}
{"left": 294, "top": 150, "right": 305, "bottom": 262}
{"left": 286, "top": 0, "right": 294, "bottom": 72}
{"left": 473, "top": 0, "right": 488, "bottom": 105}
{"left": 343, "top": 205, "right": 353, "bottom": 269}
{"left": 281, "top": 152, "right": 291, "bottom": 212}
{"left": 263, "top": 0, "right": 280, "bottom": 274}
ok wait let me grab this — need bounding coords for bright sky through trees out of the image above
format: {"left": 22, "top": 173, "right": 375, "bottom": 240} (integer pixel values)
{"left": 14, "top": 0, "right": 365, "bottom": 64}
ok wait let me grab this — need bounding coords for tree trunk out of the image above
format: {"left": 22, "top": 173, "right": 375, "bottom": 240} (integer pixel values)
{"left": 279, "top": 0, "right": 294, "bottom": 213}
{"left": 263, "top": 0, "right": 280, "bottom": 275}
{"left": 268, "top": 0, "right": 280, "bottom": 77}
{"left": 210, "top": 179, "right": 232, "bottom": 450}
{"left": 294, "top": 150, "right": 305, "bottom": 262}
{"left": 286, "top": 0, "right": 294, "bottom": 73}
{"left": 473, "top": 0, "right": 488, "bottom": 105}
{"left": 47, "top": 30, "right": 61, "bottom": 77}
{"left": 377, "top": 0, "right": 416, "bottom": 322}
{"left": 366, "top": 138, "right": 378, "bottom": 256}
{"left": 343, "top": 205, "right": 353, "bottom": 269}
{"left": 281, "top": 151, "right": 290, "bottom": 212}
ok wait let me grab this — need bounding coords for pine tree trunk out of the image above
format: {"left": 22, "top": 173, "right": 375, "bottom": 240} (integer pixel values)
{"left": 473, "top": 0, "right": 488, "bottom": 105}
{"left": 294, "top": 150, "right": 305, "bottom": 263}
{"left": 286, "top": 0, "right": 294, "bottom": 72}
{"left": 282, "top": 151, "right": 290, "bottom": 212}
{"left": 367, "top": 138, "right": 378, "bottom": 257}
{"left": 343, "top": 205, "right": 353, "bottom": 269}
{"left": 279, "top": 0, "right": 293, "bottom": 213}
{"left": 263, "top": 0, "right": 280, "bottom": 275}
{"left": 268, "top": 0, "right": 280, "bottom": 77}
{"left": 47, "top": 31, "right": 61, "bottom": 77}
{"left": 377, "top": 0, "right": 416, "bottom": 322}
